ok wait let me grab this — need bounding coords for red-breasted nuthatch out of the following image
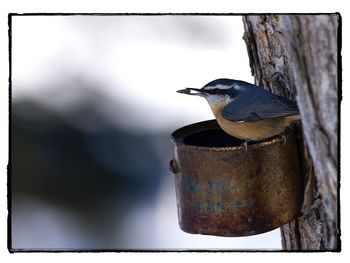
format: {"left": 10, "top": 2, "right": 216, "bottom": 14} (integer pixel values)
{"left": 177, "top": 78, "right": 300, "bottom": 146}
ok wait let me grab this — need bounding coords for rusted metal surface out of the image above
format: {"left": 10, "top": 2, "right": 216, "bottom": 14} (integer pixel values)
{"left": 170, "top": 120, "right": 303, "bottom": 237}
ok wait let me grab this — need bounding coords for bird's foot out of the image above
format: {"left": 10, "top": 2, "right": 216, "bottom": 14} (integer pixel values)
{"left": 241, "top": 140, "right": 249, "bottom": 152}
{"left": 280, "top": 134, "right": 287, "bottom": 145}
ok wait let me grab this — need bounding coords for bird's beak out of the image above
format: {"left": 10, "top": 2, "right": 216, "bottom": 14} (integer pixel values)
{"left": 177, "top": 88, "right": 207, "bottom": 97}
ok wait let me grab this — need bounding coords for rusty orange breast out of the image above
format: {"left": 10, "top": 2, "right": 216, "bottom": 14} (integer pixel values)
{"left": 209, "top": 102, "right": 299, "bottom": 141}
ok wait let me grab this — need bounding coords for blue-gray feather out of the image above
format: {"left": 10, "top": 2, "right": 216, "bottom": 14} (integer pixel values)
{"left": 221, "top": 80, "right": 299, "bottom": 122}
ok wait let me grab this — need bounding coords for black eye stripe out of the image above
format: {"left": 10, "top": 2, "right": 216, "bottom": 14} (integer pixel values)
{"left": 205, "top": 88, "right": 227, "bottom": 95}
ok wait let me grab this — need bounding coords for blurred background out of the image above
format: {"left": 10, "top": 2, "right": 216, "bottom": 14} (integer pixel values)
{"left": 11, "top": 15, "right": 281, "bottom": 250}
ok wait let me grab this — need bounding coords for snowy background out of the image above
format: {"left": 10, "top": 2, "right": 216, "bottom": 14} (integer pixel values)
{"left": 11, "top": 15, "right": 281, "bottom": 250}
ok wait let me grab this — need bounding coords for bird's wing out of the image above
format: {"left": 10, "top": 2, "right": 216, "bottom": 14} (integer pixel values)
{"left": 222, "top": 91, "right": 299, "bottom": 122}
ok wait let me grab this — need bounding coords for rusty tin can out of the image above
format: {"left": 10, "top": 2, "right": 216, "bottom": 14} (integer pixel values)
{"left": 170, "top": 120, "right": 303, "bottom": 237}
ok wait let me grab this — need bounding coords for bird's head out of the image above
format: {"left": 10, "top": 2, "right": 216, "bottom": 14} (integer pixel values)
{"left": 177, "top": 78, "right": 242, "bottom": 107}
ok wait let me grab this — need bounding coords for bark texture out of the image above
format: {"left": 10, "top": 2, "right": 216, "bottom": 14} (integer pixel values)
{"left": 242, "top": 14, "right": 339, "bottom": 250}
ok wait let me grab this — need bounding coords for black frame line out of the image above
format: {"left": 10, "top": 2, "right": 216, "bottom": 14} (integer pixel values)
{"left": 7, "top": 12, "right": 342, "bottom": 253}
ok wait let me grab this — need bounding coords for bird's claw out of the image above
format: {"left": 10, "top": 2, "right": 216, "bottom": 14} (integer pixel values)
{"left": 241, "top": 141, "right": 249, "bottom": 152}
{"left": 280, "top": 134, "right": 287, "bottom": 145}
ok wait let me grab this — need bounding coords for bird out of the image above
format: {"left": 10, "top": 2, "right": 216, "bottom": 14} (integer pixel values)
{"left": 177, "top": 78, "right": 300, "bottom": 149}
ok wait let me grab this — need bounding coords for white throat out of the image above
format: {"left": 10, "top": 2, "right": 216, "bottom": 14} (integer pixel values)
{"left": 205, "top": 94, "right": 232, "bottom": 109}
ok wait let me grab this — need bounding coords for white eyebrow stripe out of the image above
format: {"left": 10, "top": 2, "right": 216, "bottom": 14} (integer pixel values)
{"left": 204, "top": 84, "right": 233, "bottom": 90}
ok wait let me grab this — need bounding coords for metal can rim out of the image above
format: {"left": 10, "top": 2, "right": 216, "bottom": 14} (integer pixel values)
{"left": 171, "top": 119, "right": 292, "bottom": 152}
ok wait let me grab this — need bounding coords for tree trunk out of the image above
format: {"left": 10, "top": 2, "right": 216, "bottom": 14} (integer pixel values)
{"left": 242, "top": 14, "right": 339, "bottom": 250}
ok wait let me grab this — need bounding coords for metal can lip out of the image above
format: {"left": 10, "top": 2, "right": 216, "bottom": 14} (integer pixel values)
{"left": 171, "top": 119, "right": 291, "bottom": 152}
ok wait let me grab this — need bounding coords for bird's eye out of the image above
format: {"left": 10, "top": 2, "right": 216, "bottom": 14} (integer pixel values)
{"left": 206, "top": 89, "right": 217, "bottom": 94}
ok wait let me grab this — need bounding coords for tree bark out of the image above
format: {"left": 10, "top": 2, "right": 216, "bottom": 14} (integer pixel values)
{"left": 242, "top": 14, "right": 339, "bottom": 250}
